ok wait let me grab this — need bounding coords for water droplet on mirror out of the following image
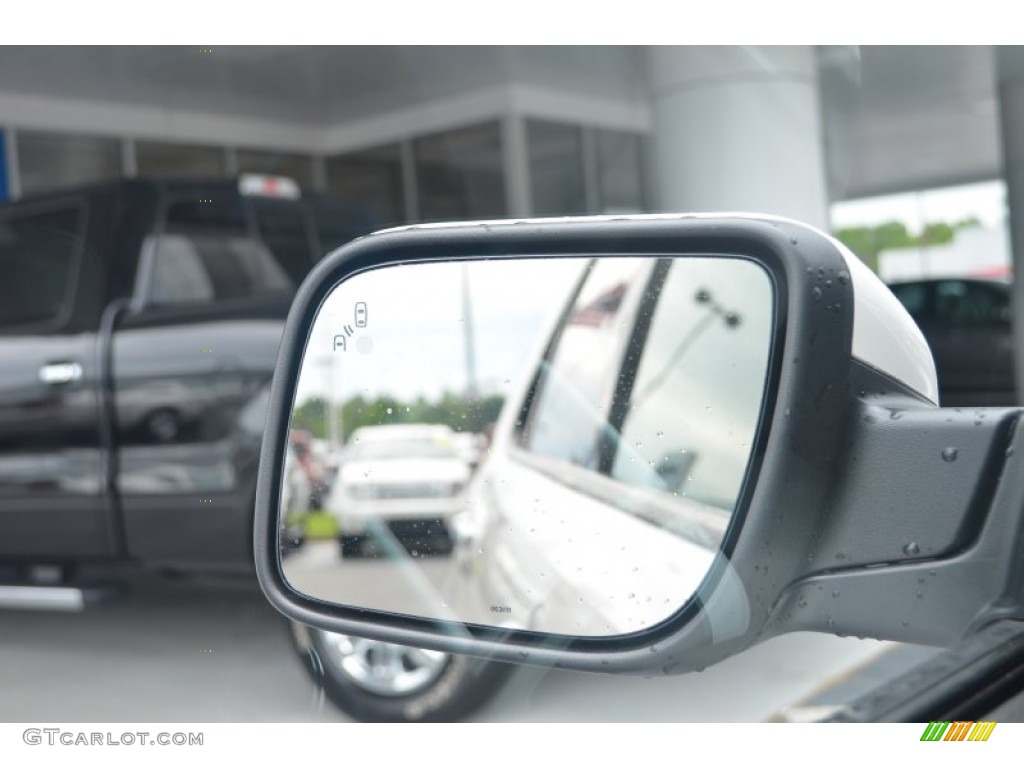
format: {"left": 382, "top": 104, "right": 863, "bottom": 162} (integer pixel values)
{"left": 656, "top": 431, "right": 664, "bottom": 437}
{"left": 903, "top": 542, "right": 921, "bottom": 556}
{"left": 812, "top": 287, "right": 823, "bottom": 301}
{"left": 385, "top": 407, "right": 392, "bottom": 414}
{"left": 831, "top": 590, "right": 840, "bottom": 598}
{"left": 941, "top": 447, "right": 958, "bottom": 462}
{"left": 838, "top": 271, "right": 850, "bottom": 285}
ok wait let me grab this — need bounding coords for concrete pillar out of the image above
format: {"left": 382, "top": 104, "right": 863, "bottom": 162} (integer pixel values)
{"left": 996, "top": 48, "right": 1024, "bottom": 403}
{"left": 647, "top": 46, "right": 828, "bottom": 229}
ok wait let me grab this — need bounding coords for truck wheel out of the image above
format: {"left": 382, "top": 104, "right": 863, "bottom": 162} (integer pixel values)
{"left": 291, "top": 623, "right": 511, "bottom": 722}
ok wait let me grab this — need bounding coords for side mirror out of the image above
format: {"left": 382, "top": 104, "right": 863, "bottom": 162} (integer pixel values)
{"left": 255, "top": 214, "right": 1024, "bottom": 676}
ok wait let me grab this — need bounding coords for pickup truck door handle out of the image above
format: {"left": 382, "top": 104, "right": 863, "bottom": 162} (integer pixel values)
{"left": 39, "top": 361, "right": 84, "bottom": 385}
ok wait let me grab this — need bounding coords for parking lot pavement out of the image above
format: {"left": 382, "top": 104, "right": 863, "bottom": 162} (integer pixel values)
{"left": 0, "top": 572, "right": 926, "bottom": 722}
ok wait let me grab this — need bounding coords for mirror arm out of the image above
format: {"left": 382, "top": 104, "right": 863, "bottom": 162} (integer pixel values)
{"left": 762, "top": 397, "right": 1024, "bottom": 646}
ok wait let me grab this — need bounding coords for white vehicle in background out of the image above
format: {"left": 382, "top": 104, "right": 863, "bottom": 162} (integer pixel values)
{"left": 327, "top": 424, "right": 471, "bottom": 557}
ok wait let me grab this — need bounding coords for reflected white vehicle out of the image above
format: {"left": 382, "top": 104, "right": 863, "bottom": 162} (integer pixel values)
{"left": 447, "top": 255, "right": 772, "bottom": 635}
{"left": 326, "top": 424, "right": 471, "bottom": 557}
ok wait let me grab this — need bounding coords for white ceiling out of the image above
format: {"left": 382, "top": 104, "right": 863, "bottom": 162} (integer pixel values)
{"left": 0, "top": 46, "right": 1006, "bottom": 200}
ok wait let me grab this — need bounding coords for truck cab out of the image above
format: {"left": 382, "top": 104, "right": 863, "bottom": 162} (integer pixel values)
{"left": 0, "top": 176, "right": 373, "bottom": 585}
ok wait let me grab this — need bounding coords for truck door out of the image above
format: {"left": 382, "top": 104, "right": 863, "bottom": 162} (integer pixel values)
{"left": 0, "top": 197, "right": 118, "bottom": 560}
{"left": 113, "top": 195, "right": 295, "bottom": 570}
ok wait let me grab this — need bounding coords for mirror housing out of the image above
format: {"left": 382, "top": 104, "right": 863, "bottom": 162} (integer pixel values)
{"left": 255, "top": 214, "right": 1024, "bottom": 675}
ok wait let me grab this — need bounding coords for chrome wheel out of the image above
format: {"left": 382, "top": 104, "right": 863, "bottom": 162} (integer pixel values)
{"left": 317, "top": 632, "right": 450, "bottom": 697}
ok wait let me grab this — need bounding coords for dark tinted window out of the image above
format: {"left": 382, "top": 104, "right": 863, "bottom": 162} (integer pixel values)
{"left": 889, "top": 281, "right": 931, "bottom": 322}
{"left": 325, "top": 143, "right": 406, "bottom": 226}
{"left": 0, "top": 206, "right": 81, "bottom": 327}
{"left": 528, "top": 120, "right": 586, "bottom": 215}
{"left": 136, "top": 141, "right": 226, "bottom": 177}
{"left": 18, "top": 131, "right": 122, "bottom": 196}
{"left": 253, "top": 201, "right": 313, "bottom": 284}
{"left": 522, "top": 258, "right": 646, "bottom": 470}
{"left": 150, "top": 200, "right": 293, "bottom": 305}
{"left": 414, "top": 122, "right": 506, "bottom": 221}
{"left": 934, "top": 280, "right": 1010, "bottom": 326}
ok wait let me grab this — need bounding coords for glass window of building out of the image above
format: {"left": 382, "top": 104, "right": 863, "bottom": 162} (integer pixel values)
{"left": 413, "top": 122, "right": 506, "bottom": 222}
{"left": 17, "top": 130, "right": 122, "bottom": 197}
{"left": 136, "top": 140, "right": 226, "bottom": 178}
{"left": 527, "top": 119, "right": 586, "bottom": 216}
{"left": 237, "top": 149, "right": 315, "bottom": 189}
{"left": 325, "top": 143, "right": 405, "bottom": 228}
{"left": 595, "top": 129, "right": 645, "bottom": 213}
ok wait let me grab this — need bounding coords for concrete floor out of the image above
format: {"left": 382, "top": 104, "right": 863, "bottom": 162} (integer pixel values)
{"left": 0, "top": 572, "right": 923, "bottom": 722}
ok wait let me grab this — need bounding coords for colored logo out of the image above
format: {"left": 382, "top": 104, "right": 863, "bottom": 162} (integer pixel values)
{"left": 920, "top": 721, "right": 997, "bottom": 741}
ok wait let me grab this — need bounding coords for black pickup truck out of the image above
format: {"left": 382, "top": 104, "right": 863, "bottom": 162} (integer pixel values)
{"left": 0, "top": 175, "right": 510, "bottom": 722}
{"left": 0, "top": 175, "right": 372, "bottom": 578}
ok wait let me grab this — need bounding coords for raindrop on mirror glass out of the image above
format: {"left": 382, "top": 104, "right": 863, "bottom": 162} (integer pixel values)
{"left": 941, "top": 447, "right": 958, "bottom": 463}
{"left": 903, "top": 542, "right": 921, "bottom": 556}
{"left": 385, "top": 407, "right": 392, "bottom": 415}
{"left": 812, "top": 287, "right": 823, "bottom": 301}
{"left": 831, "top": 590, "right": 840, "bottom": 599}
{"left": 838, "top": 270, "right": 850, "bottom": 285}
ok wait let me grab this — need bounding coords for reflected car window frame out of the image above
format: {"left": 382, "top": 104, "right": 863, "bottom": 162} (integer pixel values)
{"left": 509, "top": 254, "right": 771, "bottom": 544}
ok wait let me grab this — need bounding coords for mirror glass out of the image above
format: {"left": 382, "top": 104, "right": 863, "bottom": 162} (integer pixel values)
{"left": 280, "top": 255, "right": 774, "bottom": 637}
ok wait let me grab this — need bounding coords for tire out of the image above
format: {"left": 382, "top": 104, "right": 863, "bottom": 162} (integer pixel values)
{"left": 290, "top": 623, "right": 512, "bottom": 722}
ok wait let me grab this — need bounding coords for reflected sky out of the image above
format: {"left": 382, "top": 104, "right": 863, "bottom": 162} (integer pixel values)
{"left": 296, "top": 259, "right": 586, "bottom": 405}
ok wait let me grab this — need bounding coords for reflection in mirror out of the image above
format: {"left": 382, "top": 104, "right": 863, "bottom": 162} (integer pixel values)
{"left": 281, "top": 255, "right": 773, "bottom": 637}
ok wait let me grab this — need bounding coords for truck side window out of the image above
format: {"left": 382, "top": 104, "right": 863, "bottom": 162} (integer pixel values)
{"left": 149, "top": 200, "right": 294, "bottom": 306}
{"left": 520, "top": 258, "right": 645, "bottom": 471}
{"left": 935, "top": 280, "right": 1010, "bottom": 327}
{"left": 0, "top": 206, "right": 81, "bottom": 328}
{"left": 253, "top": 200, "right": 315, "bottom": 284}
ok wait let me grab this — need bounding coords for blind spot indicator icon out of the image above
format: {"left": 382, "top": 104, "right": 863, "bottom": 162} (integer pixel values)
{"left": 355, "top": 302, "right": 368, "bottom": 328}
{"left": 333, "top": 335, "right": 346, "bottom": 352}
